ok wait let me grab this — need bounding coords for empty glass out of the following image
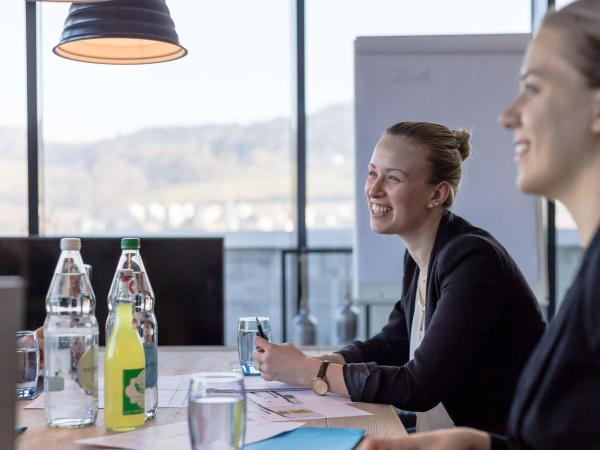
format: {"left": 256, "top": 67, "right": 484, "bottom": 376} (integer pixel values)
{"left": 16, "top": 330, "right": 40, "bottom": 399}
{"left": 237, "top": 317, "right": 271, "bottom": 375}
{"left": 188, "top": 372, "right": 246, "bottom": 450}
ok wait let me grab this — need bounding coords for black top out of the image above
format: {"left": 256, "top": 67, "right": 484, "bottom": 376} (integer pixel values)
{"left": 338, "top": 212, "right": 545, "bottom": 434}
{"left": 491, "top": 225, "right": 600, "bottom": 450}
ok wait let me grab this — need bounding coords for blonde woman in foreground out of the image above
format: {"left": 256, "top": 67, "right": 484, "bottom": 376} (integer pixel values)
{"left": 359, "top": 1, "right": 600, "bottom": 449}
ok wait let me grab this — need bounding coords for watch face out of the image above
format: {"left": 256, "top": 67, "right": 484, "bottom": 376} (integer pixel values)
{"left": 311, "top": 378, "right": 328, "bottom": 396}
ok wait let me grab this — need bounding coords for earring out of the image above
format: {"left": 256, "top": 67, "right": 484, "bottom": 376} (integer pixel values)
{"left": 428, "top": 203, "right": 434, "bottom": 209}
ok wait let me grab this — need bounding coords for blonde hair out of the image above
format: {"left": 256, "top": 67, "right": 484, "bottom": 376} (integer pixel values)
{"left": 543, "top": 0, "right": 600, "bottom": 88}
{"left": 385, "top": 122, "right": 471, "bottom": 208}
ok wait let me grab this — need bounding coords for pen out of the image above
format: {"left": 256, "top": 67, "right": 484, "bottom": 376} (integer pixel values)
{"left": 16, "top": 426, "right": 27, "bottom": 436}
{"left": 256, "top": 317, "right": 269, "bottom": 341}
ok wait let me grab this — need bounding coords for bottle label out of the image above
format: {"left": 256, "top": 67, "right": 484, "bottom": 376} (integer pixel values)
{"left": 144, "top": 343, "right": 158, "bottom": 388}
{"left": 122, "top": 368, "right": 145, "bottom": 415}
{"left": 46, "top": 375, "right": 64, "bottom": 392}
{"left": 77, "top": 347, "right": 98, "bottom": 393}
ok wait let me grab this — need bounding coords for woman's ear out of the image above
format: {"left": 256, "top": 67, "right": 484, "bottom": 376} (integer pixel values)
{"left": 429, "top": 182, "right": 452, "bottom": 208}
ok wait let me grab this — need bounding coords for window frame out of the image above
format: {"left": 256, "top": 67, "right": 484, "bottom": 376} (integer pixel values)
{"left": 23, "top": 1, "right": 552, "bottom": 324}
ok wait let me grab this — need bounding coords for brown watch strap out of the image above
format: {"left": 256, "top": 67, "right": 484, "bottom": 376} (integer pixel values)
{"left": 317, "top": 360, "right": 331, "bottom": 379}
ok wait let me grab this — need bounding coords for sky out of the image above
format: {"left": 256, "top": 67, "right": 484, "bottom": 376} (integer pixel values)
{"left": 1, "top": 0, "right": 530, "bottom": 143}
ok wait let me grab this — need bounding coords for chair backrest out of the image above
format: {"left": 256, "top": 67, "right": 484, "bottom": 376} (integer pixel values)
{"left": 0, "top": 276, "right": 24, "bottom": 450}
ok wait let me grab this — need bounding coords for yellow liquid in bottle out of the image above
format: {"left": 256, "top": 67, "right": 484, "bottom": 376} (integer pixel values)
{"left": 104, "top": 303, "right": 145, "bottom": 431}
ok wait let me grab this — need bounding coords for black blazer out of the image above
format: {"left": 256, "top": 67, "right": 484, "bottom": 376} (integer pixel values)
{"left": 339, "top": 212, "right": 545, "bottom": 434}
{"left": 492, "top": 226, "right": 600, "bottom": 450}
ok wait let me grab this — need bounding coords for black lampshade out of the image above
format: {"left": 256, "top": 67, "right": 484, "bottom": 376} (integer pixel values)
{"left": 31, "top": 1, "right": 113, "bottom": 3}
{"left": 53, "top": 0, "right": 187, "bottom": 64}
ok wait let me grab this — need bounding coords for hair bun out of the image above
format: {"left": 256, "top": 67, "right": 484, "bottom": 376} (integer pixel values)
{"left": 452, "top": 128, "right": 471, "bottom": 161}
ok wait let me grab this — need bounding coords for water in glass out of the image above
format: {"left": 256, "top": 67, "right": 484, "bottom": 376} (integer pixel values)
{"left": 237, "top": 317, "right": 271, "bottom": 376}
{"left": 188, "top": 373, "right": 246, "bottom": 450}
{"left": 16, "top": 331, "right": 39, "bottom": 399}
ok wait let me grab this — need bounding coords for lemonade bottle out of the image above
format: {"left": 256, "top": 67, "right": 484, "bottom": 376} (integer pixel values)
{"left": 104, "top": 269, "right": 145, "bottom": 431}
{"left": 107, "top": 238, "right": 158, "bottom": 420}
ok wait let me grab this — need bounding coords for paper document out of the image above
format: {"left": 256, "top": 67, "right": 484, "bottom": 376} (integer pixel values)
{"left": 25, "top": 374, "right": 369, "bottom": 423}
{"left": 231, "top": 376, "right": 310, "bottom": 392}
{"left": 27, "top": 374, "right": 311, "bottom": 409}
{"left": 246, "top": 390, "right": 372, "bottom": 422}
{"left": 75, "top": 420, "right": 304, "bottom": 450}
{"left": 26, "top": 375, "right": 190, "bottom": 409}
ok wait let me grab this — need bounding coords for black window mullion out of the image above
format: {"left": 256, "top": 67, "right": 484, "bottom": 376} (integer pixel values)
{"left": 25, "top": 1, "right": 42, "bottom": 237}
{"left": 292, "top": 0, "right": 307, "bottom": 314}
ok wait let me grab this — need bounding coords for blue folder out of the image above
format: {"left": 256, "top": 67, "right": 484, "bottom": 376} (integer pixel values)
{"left": 244, "top": 427, "right": 365, "bottom": 450}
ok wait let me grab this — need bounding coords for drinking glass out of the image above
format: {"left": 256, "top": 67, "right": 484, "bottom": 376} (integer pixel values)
{"left": 16, "top": 330, "right": 40, "bottom": 399}
{"left": 237, "top": 317, "right": 271, "bottom": 375}
{"left": 188, "top": 372, "right": 246, "bottom": 450}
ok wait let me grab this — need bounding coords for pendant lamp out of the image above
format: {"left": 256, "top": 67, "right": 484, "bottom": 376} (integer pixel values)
{"left": 30, "top": 1, "right": 113, "bottom": 3}
{"left": 53, "top": 0, "right": 187, "bottom": 64}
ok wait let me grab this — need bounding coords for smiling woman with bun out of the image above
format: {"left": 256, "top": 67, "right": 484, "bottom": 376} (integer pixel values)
{"left": 252, "top": 121, "right": 545, "bottom": 435}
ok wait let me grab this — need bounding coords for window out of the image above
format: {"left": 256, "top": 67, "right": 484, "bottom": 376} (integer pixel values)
{"left": 305, "top": 0, "right": 532, "bottom": 334}
{"left": 0, "top": 2, "right": 27, "bottom": 235}
{"left": 27, "top": 1, "right": 537, "bottom": 344}
{"left": 555, "top": 0, "right": 576, "bottom": 9}
{"left": 305, "top": 0, "right": 532, "bottom": 248}
{"left": 553, "top": 0, "right": 584, "bottom": 309}
{"left": 40, "top": 1, "right": 293, "bottom": 345}
{"left": 556, "top": 201, "right": 582, "bottom": 308}
{"left": 40, "top": 1, "right": 292, "bottom": 237}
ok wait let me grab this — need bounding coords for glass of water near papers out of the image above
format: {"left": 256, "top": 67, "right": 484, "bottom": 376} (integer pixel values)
{"left": 16, "top": 330, "right": 40, "bottom": 399}
{"left": 188, "top": 372, "right": 246, "bottom": 450}
{"left": 237, "top": 317, "right": 271, "bottom": 376}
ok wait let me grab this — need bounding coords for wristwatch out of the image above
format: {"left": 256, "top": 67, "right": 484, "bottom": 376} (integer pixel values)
{"left": 311, "top": 360, "right": 331, "bottom": 396}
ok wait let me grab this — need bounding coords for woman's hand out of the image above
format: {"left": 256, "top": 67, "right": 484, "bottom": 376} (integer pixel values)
{"left": 252, "top": 337, "right": 320, "bottom": 385}
{"left": 357, "top": 428, "right": 491, "bottom": 450}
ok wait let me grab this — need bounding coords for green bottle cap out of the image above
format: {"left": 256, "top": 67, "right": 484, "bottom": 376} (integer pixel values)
{"left": 121, "top": 238, "right": 140, "bottom": 250}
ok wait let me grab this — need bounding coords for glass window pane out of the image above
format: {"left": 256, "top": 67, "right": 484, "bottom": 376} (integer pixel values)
{"left": 556, "top": 201, "right": 583, "bottom": 309}
{"left": 305, "top": 0, "right": 531, "bottom": 247}
{"left": 547, "top": 0, "right": 587, "bottom": 313}
{"left": 0, "top": 2, "right": 27, "bottom": 235}
{"left": 556, "top": 0, "right": 576, "bottom": 9}
{"left": 40, "top": 1, "right": 292, "bottom": 236}
{"left": 305, "top": 1, "right": 532, "bottom": 339}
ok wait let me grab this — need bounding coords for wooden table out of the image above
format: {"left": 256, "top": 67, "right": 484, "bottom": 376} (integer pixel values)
{"left": 16, "top": 347, "right": 406, "bottom": 449}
